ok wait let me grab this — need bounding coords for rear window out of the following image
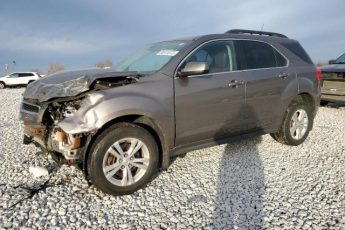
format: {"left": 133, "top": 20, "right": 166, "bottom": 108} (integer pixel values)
{"left": 280, "top": 41, "right": 313, "bottom": 64}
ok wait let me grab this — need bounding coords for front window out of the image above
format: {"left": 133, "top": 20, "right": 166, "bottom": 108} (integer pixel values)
{"left": 335, "top": 53, "right": 345, "bottom": 64}
{"left": 115, "top": 40, "right": 190, "bottom": 75}
{"left": 182, "top": 40, "right": 238, "bottom": 73}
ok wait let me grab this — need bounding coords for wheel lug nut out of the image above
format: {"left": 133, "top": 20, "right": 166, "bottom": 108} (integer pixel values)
{"left": 130, "top": 157, "right": 134, "bottom": 160}
{"left": 128, "top": 164, "right": 132, "bottom": 168}
{"left": 121, "top": 165, "right": 125, "bottom": 169}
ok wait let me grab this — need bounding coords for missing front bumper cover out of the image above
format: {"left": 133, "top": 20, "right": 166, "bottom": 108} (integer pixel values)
{"left": 23, "top": 126, "right": 85, "bottom": 161}
{"left": 23, "top": 135, "right": 33, "bottom": 145}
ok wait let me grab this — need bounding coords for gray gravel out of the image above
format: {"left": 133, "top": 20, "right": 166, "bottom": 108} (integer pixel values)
{"left": 0, "top": 88, "right": 344, "bottom": 229}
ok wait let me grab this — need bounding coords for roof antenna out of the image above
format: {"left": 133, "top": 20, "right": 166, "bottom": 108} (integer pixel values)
{"left": 260, "top": 24, "right": 265, "bottom": 31}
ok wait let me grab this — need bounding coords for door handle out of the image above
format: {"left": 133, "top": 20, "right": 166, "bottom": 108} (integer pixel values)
{"left": 278, "top": 73, "right": 289, "bottom": 79}
{"left": 228, "top": 80, "right": 244, "bottom": 88}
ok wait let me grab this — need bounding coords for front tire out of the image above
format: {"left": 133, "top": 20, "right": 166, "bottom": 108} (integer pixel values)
{"left": 271, "top": 102, "right": 313, "bottom": 146}
{"left": 88, "top": 123, "right": 159, "bottom": 195}
{"left": 0, "top": 82, "right": 5, "bottom": 89}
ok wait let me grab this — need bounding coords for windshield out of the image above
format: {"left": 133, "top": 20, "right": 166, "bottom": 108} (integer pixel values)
{"left": 335, "top": 53, "right": 345, "bottom": 64}
{"left": 9, "top": 73, "right": 19, "bottom": 78}
{"left": 114, "top": 40, "right": 190, "bottom": 74}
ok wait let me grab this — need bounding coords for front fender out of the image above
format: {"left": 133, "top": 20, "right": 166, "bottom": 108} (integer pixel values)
{"left": 58, "top": 90, "right": 174, "bottom": 147}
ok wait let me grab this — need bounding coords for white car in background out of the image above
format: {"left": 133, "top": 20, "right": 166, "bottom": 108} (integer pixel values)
{"left": 0, "top": 72, "right": 41, "bottom": 89}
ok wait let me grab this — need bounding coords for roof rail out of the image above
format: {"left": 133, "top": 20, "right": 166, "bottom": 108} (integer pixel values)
{"left": 226, "top": 29, "right": 288, "bottom": 38}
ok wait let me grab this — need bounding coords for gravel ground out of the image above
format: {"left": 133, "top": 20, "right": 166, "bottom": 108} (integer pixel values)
{"left": 0, "top": 88, "right": 344, "bottom": 229}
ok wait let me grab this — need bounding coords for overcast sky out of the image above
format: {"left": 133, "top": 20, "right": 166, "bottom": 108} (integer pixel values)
{"left": 0, "top": 0, "right": 344, "bottom": 74}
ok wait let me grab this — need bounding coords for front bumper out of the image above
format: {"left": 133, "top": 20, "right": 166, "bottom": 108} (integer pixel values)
{"left": 20, "top": 100, "right": 84, "bottom": 161}
{"left": 22, "top": 124, "right": 83, "bottom": 160}
{"left": 320, "top": 77, "right": 345, "bottom": 102}
{"left": 321, "top": 88, "right": 345, "bottom": 103}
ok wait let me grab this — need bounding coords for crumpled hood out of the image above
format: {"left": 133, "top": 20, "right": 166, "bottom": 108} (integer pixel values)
{"left": 321, "top": 64, "right": 345, "bottom": 73}
{"left": 23, "top": 68, "right": 137, "bottom": 102}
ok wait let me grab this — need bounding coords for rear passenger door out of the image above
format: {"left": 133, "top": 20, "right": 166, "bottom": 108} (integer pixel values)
{"left": 19, "top": 73, "right": 34, "bottom": 84}
{"left": 235, "top": 40, "right": 296, "bottom": 130}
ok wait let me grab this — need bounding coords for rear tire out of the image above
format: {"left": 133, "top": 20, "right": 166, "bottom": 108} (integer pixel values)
{"left": 88, "top": 123, "right": 159, "bottom": 196}
{"left": 0, "top": 82, "right": 5, "bottom": 89}
{"left": 270, "top": 102, "right": 313, "bottom": 146}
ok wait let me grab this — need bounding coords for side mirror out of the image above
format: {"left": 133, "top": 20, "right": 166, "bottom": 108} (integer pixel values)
{"left": 179, "top": 62, "right": 209, "bottom": 77}
{"left": 329, "top": 60, "right": 336, "bottom": 64}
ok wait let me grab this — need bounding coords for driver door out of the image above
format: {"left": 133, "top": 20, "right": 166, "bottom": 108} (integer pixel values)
{"left": 6, "top": 73, "right": 19, "bottom": 85}
{"left": 174, "top": 40, "right": 246, "bottom": 146}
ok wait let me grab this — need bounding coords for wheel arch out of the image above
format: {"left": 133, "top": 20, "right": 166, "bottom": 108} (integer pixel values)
{"left": 288, "top": 92, "right": 318, "bottom": 118}
{"left": 82, "top": 114, "right": 169, "bottom": 180}
{"left": 277, "top": 92, "right": 317, "bottom": 131}
{"left": 295, "top": 92, "right": 316, "bottom": 112}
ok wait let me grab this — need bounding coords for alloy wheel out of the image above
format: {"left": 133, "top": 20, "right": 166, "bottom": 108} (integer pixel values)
{"left": 102, "top": 138, "right": 150, "bottom": 187}
{"left": 289, "top": 109, "right": 309, "bottom": 140}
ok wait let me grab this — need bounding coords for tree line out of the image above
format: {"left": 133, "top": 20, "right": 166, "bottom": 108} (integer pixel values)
{"left": 45, "top": 59, "right": 113, "bottom": 74}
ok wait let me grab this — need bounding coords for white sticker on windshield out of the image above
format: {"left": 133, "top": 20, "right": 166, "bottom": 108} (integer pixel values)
{"left": 157, "top": 50, "right": 179, "bottom": 56}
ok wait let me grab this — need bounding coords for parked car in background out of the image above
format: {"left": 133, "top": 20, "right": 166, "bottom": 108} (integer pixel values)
{"left": 0, "top": 72, "right": 41, "bottom": 89}
{"left": 320, "top": 53, "right": 345, "bottom": 104}
{"left": 19, "top": 29, "right": 320, "bottom": 195}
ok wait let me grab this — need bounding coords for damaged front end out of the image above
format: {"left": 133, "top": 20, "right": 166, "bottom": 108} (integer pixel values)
{"left": 21, "top": 97, "right": 86, "bottom": 165}
{"left": 19, "top": 68, "right": 139, "bottom": 166}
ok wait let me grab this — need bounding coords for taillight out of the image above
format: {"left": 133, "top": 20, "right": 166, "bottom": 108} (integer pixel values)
{"left": 315, "top": 68, "right": 321, "bottom": 84}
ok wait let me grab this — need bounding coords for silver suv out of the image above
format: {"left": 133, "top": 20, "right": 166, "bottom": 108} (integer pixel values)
{"left": 19, "top": 29, "right": 320, "bottom": 195}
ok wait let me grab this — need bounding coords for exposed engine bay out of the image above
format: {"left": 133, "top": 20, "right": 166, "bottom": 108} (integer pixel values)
{"left": 20, "top": 69, "right": 140, "bottom": 166}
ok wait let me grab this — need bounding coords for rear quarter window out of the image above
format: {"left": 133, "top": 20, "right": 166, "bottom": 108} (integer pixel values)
{"left": 274, "top": 49, "right": 287, "bottom": 67}
{"left": 280, "top": 41, "right": 313, "bottom": 65}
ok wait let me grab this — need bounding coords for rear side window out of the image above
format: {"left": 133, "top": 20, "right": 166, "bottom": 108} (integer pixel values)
{"left": 240, "top": 41, "right": 278, "bottom": 69}
{"left": 19, "top": 73, "right": 34, "bottom": 77}
{"left": 236, "top": 40, "right": 287, "bottom": 70}
{"left": 280, "top": 41, "right": 313, "bottom": 64}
